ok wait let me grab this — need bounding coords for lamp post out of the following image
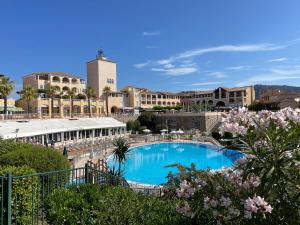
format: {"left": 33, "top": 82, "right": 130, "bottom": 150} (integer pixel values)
{"left": 15, "top": 128, "right": 19, "bottom": 141}
{"left": 294, "top": 97, "right": 300, "bottom": 108}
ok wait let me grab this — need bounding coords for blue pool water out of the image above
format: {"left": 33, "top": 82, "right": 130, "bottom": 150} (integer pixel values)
{"left": 107, "top": 142, "right": 243, "bottom": 185}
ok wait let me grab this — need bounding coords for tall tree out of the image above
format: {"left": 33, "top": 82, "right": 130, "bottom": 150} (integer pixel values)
{"left": 85, "top": 86, "right": 96, "bottom": 117}
{"left": 112, "top": 137, "right": 131, "bottom": 175}
{"left": 67, "top": 87, "right": 77, "bottom": 118}
{"left": 46, "top": 86, "right": 58, "bottom": 118}
{"left": 19, "top": 86, "right": 38, "bottom": 113}
{"left": 0, "top": 76, "right": 14, "bottom": 115}
{"left": 103, "top": 86, "right": 111, "bottom": 116}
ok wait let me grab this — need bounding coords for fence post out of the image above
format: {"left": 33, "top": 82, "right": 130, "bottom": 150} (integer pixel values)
{"left": 85, "top": 163, "right": 89, "bottom": 184}
{"left": 3, "top": 173, "right": 12, "bottom": 225}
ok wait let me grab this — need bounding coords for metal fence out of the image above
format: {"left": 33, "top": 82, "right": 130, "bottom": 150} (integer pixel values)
{"left": 0, "top": 164, "right": 128, "bottom": 225}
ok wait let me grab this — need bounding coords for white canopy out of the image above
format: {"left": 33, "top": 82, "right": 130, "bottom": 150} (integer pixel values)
{"left": 0, "top": 117, "right": 126, "bottom": 139}
{"left": 143, "top": 129, "right": 151, "bottom": 133}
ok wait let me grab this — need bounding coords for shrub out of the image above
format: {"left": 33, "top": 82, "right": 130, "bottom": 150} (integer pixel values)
{"left": 0, "top": 139, "right": 37, "bottom": 155}
{"left": 45, "top": 184, "right": 190, "bottom": 225}
{"left": 0, "top": 140, "right": 70, "bottom": 172}
{"left": 126, "top": 120, "right": 141, "bottom": 133}
{"left": 137, "top": 112, "right": 158, "bottom": 131}
{"left": 0, "top": 166, "right": 39, "bottom": 224}
{"left": 163, "top": 108, "right": 300, "bottom": 225}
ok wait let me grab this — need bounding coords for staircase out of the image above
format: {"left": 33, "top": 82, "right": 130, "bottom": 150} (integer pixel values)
{"left": 86, "top": 160, "right": 130, "bottom": 188}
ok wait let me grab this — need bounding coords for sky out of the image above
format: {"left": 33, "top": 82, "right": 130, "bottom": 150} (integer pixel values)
{"left": 1, "top": 0, "right": 300, "bottom": 99}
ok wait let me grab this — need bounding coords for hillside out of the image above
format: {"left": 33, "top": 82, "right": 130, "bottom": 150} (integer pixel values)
{"left": 254, "top": 85, "right": 300, "bottom": 99}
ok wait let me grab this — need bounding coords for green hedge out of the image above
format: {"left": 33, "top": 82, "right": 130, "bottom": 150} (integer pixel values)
{"left": 0, "top": 140, "right": 70, "bottom": 172}
{"left": 45, "top": 184, "right": 190, "bottom": 225}
{"left": 0, "top": 166, "right": 39, "bottom": 224}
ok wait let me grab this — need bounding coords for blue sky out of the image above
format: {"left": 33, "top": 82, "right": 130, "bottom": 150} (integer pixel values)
{"left": 1, "top": 0, "right": 300, "bottom": 98}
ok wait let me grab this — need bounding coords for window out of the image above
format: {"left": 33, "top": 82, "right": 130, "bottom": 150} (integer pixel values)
{"left": 107, "top": 78, "right": 114, "bottom": 84}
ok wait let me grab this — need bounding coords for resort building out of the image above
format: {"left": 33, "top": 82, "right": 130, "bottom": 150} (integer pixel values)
{"left": 179, "top": 86, "right": 255, "bottom": 108}
{"left": 87, "top": 51, "right": 117, "bottom": 97}
{"left": 17, "top": 72, "right": 105, "bottom": 117}
{"left": 0, "top": 117, "right": 126, "bottom": 147}
{"left": 259, "top": 89, "right": 300, "bottom": 109}
{"left": 22, "top": 72, "right": 86, "bottom": 94}
{"left": 121, "top": 86, "right": 181, "bottom": 109}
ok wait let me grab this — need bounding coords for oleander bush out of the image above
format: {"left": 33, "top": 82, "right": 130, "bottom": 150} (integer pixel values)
{"left": 0, "top": 166, "right": 39, "bottom": 224}
{"left": 45, "top": 184, "right": 190, "bottom": 225}
{"left": 0, "top": 140, "right": 70, "bottom": 172}
{"left": 163, "top": 107, "right": 300, "bottom": 225}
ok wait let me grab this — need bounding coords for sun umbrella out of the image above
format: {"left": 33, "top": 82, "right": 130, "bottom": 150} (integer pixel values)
{"left": 170, "top": 130, "right": 177, "bottom": 134}
{"left": 160, "top": 129, "right": 168, "bottom": 132}
{"left": 177, "top": 129, "right": 184, "bottom": 134}
{"left": 143, "top": 129, "right": 151, "bottom": 133}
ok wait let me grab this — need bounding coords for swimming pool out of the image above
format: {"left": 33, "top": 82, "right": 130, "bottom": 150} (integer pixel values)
{"left": 107, "top": 142, "right": 243, "bottom": 185}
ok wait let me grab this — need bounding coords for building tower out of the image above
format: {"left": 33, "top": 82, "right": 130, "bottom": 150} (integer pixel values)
{"left": 86, "top": 50, "right": 117, "bottom": 98}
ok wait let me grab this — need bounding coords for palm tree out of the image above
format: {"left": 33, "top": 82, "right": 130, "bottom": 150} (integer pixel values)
{"left": 0, "top": 76, "right": 14, "bottom": 115}
{"left": 67, "top": 87, "right": 77, "bottom": 118}
{"left": 46, "top": 86, "right": 58, "bottom": 118}
{"left": 19, "top": 86, "right": 38, "bottom": 113}
{"left": 85, "top": 86, "right": 96, "bottom": 117}
{"left": 103, "top": 86, "right": 111, "bottom": 116}
{"left": 112, "top": 137, "right": 131, "bottom": 175}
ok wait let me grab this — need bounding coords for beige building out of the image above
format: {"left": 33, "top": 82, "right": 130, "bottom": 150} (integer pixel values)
{"left": 180, "top": 86, "right": 255, "bottom": 108}
{"left": 260, "top": 89, "right": 300, "bottom": 109}
{"left": 18, "top": 72, "right": 104, "bottom": 117}
{"left": 87, "top": 51, "right": 117, "bottom": 98}
{"left": 121, "top": 86, "right": 181, "bottom": 109}
{"left": 23, "top": 72, "right": 86, "bottom": 94}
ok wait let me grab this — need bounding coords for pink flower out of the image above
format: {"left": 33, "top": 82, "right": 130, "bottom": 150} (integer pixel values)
{"left": 220, "top": 196, "right": 232, "bottom": 208}
{"left": 264, "top": 205, "right": 273, "bottom": 213}
{"left": 176, "top": 201, "right": 195, "bottom": 218}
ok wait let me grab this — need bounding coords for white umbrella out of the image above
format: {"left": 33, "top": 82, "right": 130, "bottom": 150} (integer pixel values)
{"left": 160, "top": 129, "right": 168, "bottom": 132}
{"left": 170, "top": 130, "right": 177, "bottom": 134}
{"left": 177, "top": 129, "right": 184, "bottom": 134}
{"left": 143, "top": 129, "right": 151, "bottom": 133}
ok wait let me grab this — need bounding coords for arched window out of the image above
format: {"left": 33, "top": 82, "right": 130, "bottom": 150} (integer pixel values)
{"left": 52, "top": 76, "right": 60, "bottom": 83}
{"left": 71, "top": 78, "right": 78, "bottom": 84}
{"left": 62, "top": 77, "right": 70, "bottom": 83}
{"left": 62, "top": 86, "right": 70, "bottom": 91}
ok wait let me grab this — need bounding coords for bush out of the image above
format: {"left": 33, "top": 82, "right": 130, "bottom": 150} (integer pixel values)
{"left": 0, "top": 166, "right": 39, "bottom": 224}
{"left": 0, "top": 140, "right": 70, "bottom": 172}
{"left": 137, "top": 112, "right": 158, "bottom": 131}
{"left": 126, "top": 120, "right": 141, "bottom": 133}
{"left": 163, "top": 108, "right": 300, "bottom": 225}
{"left": 45, "top": 184, "right": 190, "bottom": 225}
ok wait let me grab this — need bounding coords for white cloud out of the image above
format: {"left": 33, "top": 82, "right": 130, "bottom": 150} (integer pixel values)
{"left": 133, "top": 61, "right": 150, "bottom": 69}
{"left": 236, "top": 68, "right": 300, "bottom": 86}
{"left": 189, "top": 81, "right": 225, "bottom": 86}
{"left": 142, "top": 31, "right": 160, "bottom": 36}
{"left": 207, "top": 72, "right": 227, "bottom": 78}
{"left": 156, "top": 43, "right": 285, "bottom": 66}
{"left": 151, "top": 67, "right": 198, "bottom": 76}
{"left": 268, "top": 57, "right": 288, "bottom": 62}
{"left": 225, "top": 65, "right": 254, "bottom": 71}
{"left": 134, "top": 42, "right": 285, "bottom": 72}
{"left": 172, "top": 81, "right": 185, "bottom": 84}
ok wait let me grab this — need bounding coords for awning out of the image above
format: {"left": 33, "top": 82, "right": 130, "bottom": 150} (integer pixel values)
{"left": 0, "top": 106, "right": 24, "bottom": 112}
